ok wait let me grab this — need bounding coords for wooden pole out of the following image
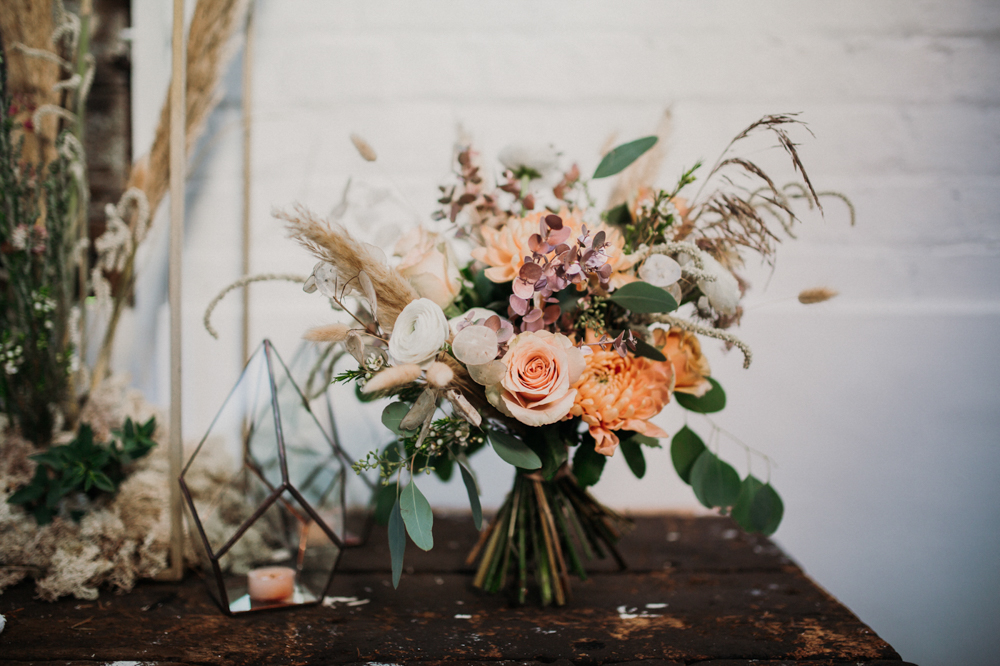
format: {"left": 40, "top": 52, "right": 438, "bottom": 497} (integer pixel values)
{"left": 240, "top": 3, "right": 254, "bottom": 365}
{"left": 163, "top": 0, "right": 187, "bottom": 581}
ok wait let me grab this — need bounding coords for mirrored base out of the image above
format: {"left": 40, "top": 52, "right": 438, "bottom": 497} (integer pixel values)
{"left": 226, "top": 581, "right": 320, "bottom": 613}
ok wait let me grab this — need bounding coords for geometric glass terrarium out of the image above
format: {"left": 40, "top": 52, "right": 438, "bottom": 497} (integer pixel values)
{"left": 286, "top": 341, "right": 382, "bottom": 547}
{"left": 179, "top": 340, "right": 346, "bottom": 615}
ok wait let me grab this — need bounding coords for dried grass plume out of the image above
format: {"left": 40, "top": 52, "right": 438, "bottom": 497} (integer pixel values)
{"left": 279, "top": 205, "right": 418, "bottom": 330}
{"left": 304, "top": 323, "right": 351, "bottom": 343}
{"left": 350, "top": 133, "right": 377, "bottom": 162}
{"left": 798, "top": 287, "right": 839, "bottom": 304}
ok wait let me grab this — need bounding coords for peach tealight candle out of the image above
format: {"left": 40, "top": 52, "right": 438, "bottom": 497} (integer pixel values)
{"left": 247, "top": 566, "right": 296, "bottom": 602}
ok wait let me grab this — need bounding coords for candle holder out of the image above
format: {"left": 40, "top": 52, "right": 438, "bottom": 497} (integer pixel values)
{"left": 286, "top": 342, "right": 382, "bottom": 547}
{"left": 180, "top": 340, "right": 347, "bottom": 615}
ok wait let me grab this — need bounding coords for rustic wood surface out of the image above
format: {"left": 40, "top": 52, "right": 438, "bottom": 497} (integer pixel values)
{"left": 0, "top": 514, "right": 914, "bottom": 666}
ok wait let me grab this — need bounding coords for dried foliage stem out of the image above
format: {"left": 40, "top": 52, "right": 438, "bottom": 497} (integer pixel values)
{"left": 650, "top": 314, "right": 754, "bottom": 369}
{"left": 202, "top": 273, "right": 307, "bottom": 340}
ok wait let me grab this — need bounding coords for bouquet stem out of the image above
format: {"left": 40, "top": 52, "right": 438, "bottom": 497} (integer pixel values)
{"left": 467, "top": 467, "right": 631, "bottom": 605}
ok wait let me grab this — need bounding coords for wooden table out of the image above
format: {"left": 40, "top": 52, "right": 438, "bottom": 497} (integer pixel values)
{"left": 0, "top": 514, "right": 913, "bottom": 665}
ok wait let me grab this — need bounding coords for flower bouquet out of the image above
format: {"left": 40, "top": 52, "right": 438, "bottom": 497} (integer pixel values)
{"left": 282, "top": 114, "right": 841, "bottom": 605}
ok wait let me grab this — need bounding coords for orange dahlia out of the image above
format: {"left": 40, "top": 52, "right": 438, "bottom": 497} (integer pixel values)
{"left": 568, "top": 347, "right": 673, "bottom": 456}
{"left": 471, "top": 207, "right": 636, "bottom": 288}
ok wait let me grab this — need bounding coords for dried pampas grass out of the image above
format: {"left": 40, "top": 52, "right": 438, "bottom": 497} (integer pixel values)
{"left": 279, "top": 205, "right": 418, "bottom": 331}
{"left": 363, "top": 364, "right": 422, "bottom": 394}
{"left": 129, "top": 0, "right": 249, "bottom": 214}
{"left": 350, "top": 133, "right": 377, "bottom": 162}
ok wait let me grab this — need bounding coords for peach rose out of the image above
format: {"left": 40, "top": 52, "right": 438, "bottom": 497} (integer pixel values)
{"left": 486, "top": 330, "right": 586, "bottom": 427}
{"left": 653, "top": 327, "right": 711, "bottom": 397}
{"left": 394, "top": 227, "right": 463, "bottom": 309}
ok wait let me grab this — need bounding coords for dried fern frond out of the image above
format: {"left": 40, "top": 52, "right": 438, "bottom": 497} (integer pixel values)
{"left": 278, "top": 205, "right": 418, "bottom": 331}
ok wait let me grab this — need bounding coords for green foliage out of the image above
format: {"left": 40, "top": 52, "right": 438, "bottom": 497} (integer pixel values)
{"left": 630, "top": 337, "right": 666, "bottom": 362}
{"left": 572, "top": 441, "right": 607, "bottom": 488}
{"left": 388, "top": 497, "right": 406, "bottom": 588}
{"left": 618, "top": 436, "right": 646, "bottom": 479}
{"left": 670, "top": 426, "right": 707, "bottom": 483}
{"left": 7, "top": 417, "right": 158, "bottom": 525}
{"left": 608, "top": 281, "right": 679, "bottom": 314}
{"left": 675, "top": 377, "right": 727, "bottom": 413}
{"left": 400, "top": 480, "right": 434, "bottom": 551}
{"left": 372, "top": 481, "right": 399, "bottom": 526}
{"left": 689, "top": 450, "right": 741, "bottom": 509}
{"left": 593, "top": 136, "right": 658, "bottom": 179}
{"left": 458, "top": 459, "right": 483, "bottom": 531}
{"left": 731, "top": 476, "right": 784, "bottom": 535}
{"left": 488, "top": 428, "right": 542, "bottom": 470}
{"left": 620, "top": 162, "right": 701, "bottom": 250}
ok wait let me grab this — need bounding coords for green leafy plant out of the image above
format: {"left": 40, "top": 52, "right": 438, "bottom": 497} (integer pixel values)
{"left": 7, "top": 417, "right": 157, "bottom": 525}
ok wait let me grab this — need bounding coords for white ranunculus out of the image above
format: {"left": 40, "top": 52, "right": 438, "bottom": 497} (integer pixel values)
{"left": 388, "top": 298, "right": 450, "bottom": 366}
{"left": 638, "top": 253, "right": 682, "bottom": 288}
{"left": 497, "top": 143, "right": 560, "bottom": 179}
{"left": 694, "top": 253, "right": 741, "bottom": 315}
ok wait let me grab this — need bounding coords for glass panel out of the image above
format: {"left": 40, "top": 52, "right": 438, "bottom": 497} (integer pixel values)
{"left": 218, "top": 490, "right": 340, "bottom": 613}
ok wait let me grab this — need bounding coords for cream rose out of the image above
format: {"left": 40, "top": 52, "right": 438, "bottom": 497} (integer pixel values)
{"left": 388, "top": 298, "right": 449, "bottom": 366}
{"left": 486, "top": 331, "right": 585, "bottom": 427}
{"left": 394, "top": 227, "right": 462, "bottom": 309}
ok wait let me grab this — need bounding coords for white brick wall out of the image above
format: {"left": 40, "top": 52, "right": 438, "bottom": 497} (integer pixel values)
{"left": 129, "top": 2, "right": 1000, "bottom": 664}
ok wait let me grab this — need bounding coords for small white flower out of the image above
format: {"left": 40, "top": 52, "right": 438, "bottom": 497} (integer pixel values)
{"left": 639, "top": 254, "right": 682, "bottom": 289}
{"left": 498, "top": 143, "right": 560, "bottom": 179}
{"left": 388, "top": 298, "right": 450, "bottom": 366}
{"left": 10, "top": 225, "right": 28, "bottom": 250}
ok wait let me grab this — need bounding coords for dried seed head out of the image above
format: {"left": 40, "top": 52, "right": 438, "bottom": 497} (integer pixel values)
{"left": 304, "top": 323, "right": 351, "bottom": 343}
{"left": 425, "top": 361, "right": 455, "bottom": 388}
{"left": 350, "top": 133, "right": 377, "bottom": 162}
{"left": 361, "top": 363, "right": 422, "bottom": 394}
{"left": 798, "top": 287, "right": 839, "bottom": 304}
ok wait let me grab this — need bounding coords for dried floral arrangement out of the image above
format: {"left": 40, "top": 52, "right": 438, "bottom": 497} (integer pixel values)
{"left": 283, "top": 114, "right": 851, "bottom": 605}
{"left": 1, "top": 0, "right": 248, "bottom": 599}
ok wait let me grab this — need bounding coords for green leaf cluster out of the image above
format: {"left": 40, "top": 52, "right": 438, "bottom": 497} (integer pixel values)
{"left": 7, "top": 417, "right": 158, "bottom": 525}
{"left": 670, "top": 425, "right": 783, "bottom": 535}
{"left": 572, "top": 431, "right": 659, "bottom": 488}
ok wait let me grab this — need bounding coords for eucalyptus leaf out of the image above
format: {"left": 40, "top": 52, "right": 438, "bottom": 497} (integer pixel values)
{"left": 731, "top": 475, "right": 765, "bottom": 531}
{"left": 750, "top": 483, "right": 784, "bottom": 536}
{"left": 458, "top": 459, "right": 483, "bottom": 531}
{"left": 373, "top": 482, "right": 399, "bottom": 526}
{"left": 631, "top": 433, "right": 662, "bottom": 448}
{"left": 675, "top": 377, "right": 727, "bottom": 414}
{"left": 631, "top": 337, "right": 666, "bottom": 362}
{"left": 572, "top": 443, "right": 606, "bottom": 488}
{"left": 593, "top": 136, "right": 658, "bottom": 179}
{"left": 388, "top": 498, "right": 406, "bottom": 588}
{"left": 604, "top": 202, "right": 631, "bottom": 227}
{"left": 690, "top": 450, "right": 741, "bottom": 509}
{"left": 671, "top": 426, "right": 706, "bottom": 484}
{"left": 608, "top": 281, "right": 679, "bottom": 314}
{"left": 382, "top": 402, "right": 418, "bottom": 435}
{"left": 488, "top": 430, "right": 542, "bottom": 470}
{"left": 619, "top": 437, "right": 646, "bottom": 479}
{"left": 400, "top": 480, "right": 434, "bottom": 551}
